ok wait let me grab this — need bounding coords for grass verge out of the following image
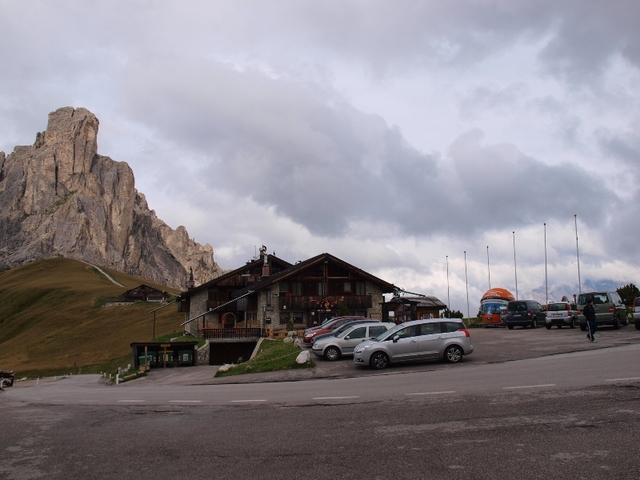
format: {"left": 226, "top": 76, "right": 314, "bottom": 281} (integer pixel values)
{"left": 214, "top": 338, "right": 314, "bottom": 377}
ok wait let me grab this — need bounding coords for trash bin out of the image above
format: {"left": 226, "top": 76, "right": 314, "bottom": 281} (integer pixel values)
{"left": 138, "top": 355, "right": 153, "bottom": 368}
{"left": 162, "top": 351, "right": 174, "bottom": 367}
{"left": 178, "top": 350, "right": 193, "bottom": 366}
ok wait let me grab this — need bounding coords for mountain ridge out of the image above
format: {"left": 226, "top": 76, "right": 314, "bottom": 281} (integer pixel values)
{"left": 0, "top": 107, "right": 219, "bottom": 289}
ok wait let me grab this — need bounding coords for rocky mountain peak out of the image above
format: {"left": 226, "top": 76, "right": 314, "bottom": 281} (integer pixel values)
{"left": 0, "top": 107, "right": 219, "bottom": 289}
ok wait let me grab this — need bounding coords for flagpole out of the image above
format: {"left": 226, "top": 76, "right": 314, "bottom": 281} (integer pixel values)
{"left": 512, "top": 231, "right": 518, "bottom": 300}
{"left": 574, "top": 214, "right": 581, "bottom": 295}
{"left": 544, "top": 223, "right": 548, "bottom": 307}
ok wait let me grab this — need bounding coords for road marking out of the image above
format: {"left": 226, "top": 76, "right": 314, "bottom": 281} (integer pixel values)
{"left": 312, "top": 396, "right": 360, "bottom": 400}
{"left": 405, "top": 391, "right": 455, "bottom": 396}
{"left": 230, "top": 399, "right": 267, "bottom": 403}
{"left": 605, "top": 376, "right": 640, "bottom": 382}
{"left": 169, "top": 400, "right": 202, "bottom": 403}
{"left": 118, "top": 399, "right": 145, "bottom": 403}
{"left": 503, "top": 384, "right": 556, "bottom": 390}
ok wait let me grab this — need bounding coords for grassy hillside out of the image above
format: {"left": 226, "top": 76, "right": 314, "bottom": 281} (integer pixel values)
{"left": 0, "top": 258, "right": 188, "bottom": 377}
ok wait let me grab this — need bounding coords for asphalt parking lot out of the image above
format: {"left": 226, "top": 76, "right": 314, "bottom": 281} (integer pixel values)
{"left": 139, "top": 323, "right": 640, "bottom": 386}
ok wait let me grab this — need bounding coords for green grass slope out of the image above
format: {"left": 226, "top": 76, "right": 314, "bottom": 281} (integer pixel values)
{"left": 0, "top": 258, "right": 187, "bottom": 377}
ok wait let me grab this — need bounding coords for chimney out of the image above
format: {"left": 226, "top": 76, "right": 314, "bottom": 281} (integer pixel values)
{"left": 260, "top": 245, "right": 270, "bottom": 277}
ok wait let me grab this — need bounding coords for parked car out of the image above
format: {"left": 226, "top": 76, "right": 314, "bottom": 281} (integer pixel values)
{"left": 353, "top": 318, "right": 473, "bottom": 369}
{"left": 634, "top": 297, "right": 640, "bottom": 330}
{"left": 505, "top": 300, "right": 545, "bottom": 329}
{"left": 312, "top": 322, "right": 395, "bottom": 361}
{"left": 303, "top": 316, "right": 368, "bottom": 344}
{"left": 545, "top": 302, "right": 578, "bottom": 329}
{"left": 576, "top": 291, "right": 628, "bottom": 330}
{"left": 311, "top": 319, "right": 382, "bottom": 345}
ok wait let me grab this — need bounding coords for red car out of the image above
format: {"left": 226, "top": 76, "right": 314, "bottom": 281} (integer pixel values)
{"left": 303, "top": 316, "right": 368, "bottom": 344}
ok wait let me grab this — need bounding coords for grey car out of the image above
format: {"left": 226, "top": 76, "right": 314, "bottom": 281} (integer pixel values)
{"left": 576, "top": 291, "right": 628, "bottom": 330}
{"left": 353, "top": 318, "right": 474, "bottom": 369}
{"left": 312, "top": 322, "right": 395, "bottom": 361}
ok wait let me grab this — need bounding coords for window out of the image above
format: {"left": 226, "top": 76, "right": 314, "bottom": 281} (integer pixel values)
{"left": 441, "top": 322, "right": 463, "bottom": 333}
{"left": 369, "top": 326, "right": 388, "bottom": 337}
{"left": 279, "top": 282, "right": 289, "bottom": 294}
{"left": 266, "top": 289, "right": 272, "bottom": 306}
{"left": 293, "top": 312, "right": 304, "bottom": 323}
{"left": 347, "top": 327, "right": 366, "bottom": 339}
{"left": 355, "top": 282, "right": 366, "bottom": 295}
{"left": 418, "top": 322, "right": 441, "bottom": 335}
{"left": 292, "top": 282, "right": 302, "bottom": 296}
{"left": 344, "top": 282, "right": 352, "bottom": 293}
{"left": 318, "top": 282, "right": 326, "bottom": 296}
{"left": 395, "top": 325, "right": 417, "bottom": 339}
{"left": 280, "top": 312, "right": 290, "bottom": 325}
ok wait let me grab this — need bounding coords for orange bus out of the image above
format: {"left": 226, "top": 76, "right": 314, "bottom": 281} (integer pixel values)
{"left": 481, "top": 288, "right": 515, "bottom": 326}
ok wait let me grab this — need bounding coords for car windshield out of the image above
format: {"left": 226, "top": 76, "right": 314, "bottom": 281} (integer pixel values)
{"left": 508, "top": 301, "right": 527, "bottom": 311}
{"left": 547, "top": 303, "right": 568, "bottom": 311}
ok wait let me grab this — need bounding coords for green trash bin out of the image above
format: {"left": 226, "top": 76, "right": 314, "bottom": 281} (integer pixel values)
{"left": 178, "top": 350, "right": 193, "bottom": 366}
{"left": 138, "top": 354, "right": 153, "bottom": 370}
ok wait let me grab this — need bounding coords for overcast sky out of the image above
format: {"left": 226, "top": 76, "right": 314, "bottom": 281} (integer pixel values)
{"left": 2, "top": 1, "right": 639, "bottom": 314}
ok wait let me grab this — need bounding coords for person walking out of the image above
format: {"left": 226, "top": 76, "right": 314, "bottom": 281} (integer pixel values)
{"left": 583, "top": 298, "right": 597, "bottom": 343}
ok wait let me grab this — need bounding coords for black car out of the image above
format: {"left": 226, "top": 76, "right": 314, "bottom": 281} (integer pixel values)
{"left": 506, "top": 300, "right": 545, "bottom": 329}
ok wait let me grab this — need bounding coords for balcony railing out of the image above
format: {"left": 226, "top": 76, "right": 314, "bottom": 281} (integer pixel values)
{"left": 278, "top": 295, "right": 372, "bottom": 310}
{"left": 198, "top": 327, "right": 264, "bottom": 340}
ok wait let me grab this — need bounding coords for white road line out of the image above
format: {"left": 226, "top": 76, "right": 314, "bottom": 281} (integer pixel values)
{"left": 118, "top": 399, "right": 145, "bottom": 403}
{"left": 605, "top": 376, "right": 640, "bottom": 382}
{"left": 312, "top": 396, "right": 360, "bottom": 400}
{"left": 405, "top": 391, "right": 456, "bottom": 396}
{"left": 168, "top": 400, "right": 202, "bottom": 403}
{"left": 503, "top": 384, "right": 556, "bottom": 390}
{"left": 230, "top": 399, "right": 267, "bottom": 403}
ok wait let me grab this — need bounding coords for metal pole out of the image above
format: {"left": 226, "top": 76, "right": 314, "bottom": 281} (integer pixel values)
{"left": 512, "top": 231, "right": 518, "bottom": 300}
{"left": 446, "top": 255, "right": 451, "bottom": 318}
{"left": 574, "top": 214, "right": 582, "bottom": 295}
{"left": 544, "top": 223, "right": 548, "bottom": 307}
{"left": 464, "top": 251, "right": 470, "bottom": 321}
{"left": 486, "top": 245, "right": 491, "bottom": 290}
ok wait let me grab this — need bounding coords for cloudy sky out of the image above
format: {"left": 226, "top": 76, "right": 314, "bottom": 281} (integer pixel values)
{"left": 2, "top": 1, "right": 639, "bottom": 314}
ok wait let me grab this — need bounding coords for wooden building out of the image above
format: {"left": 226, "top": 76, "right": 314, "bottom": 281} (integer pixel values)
{"left": 177, "top": 247, "right": 397, "bottom": 337}
{"left": 122, "top": 284, "right": 169, "bottom": 303}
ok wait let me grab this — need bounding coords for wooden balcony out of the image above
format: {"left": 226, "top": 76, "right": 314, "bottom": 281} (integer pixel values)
{"left": 278, "top": 295, "right": 372, "bottom": 311}
{"left": 198, "top": 327, "right": 264, "bottom": 340}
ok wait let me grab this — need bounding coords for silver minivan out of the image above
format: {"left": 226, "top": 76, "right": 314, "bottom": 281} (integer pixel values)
{"left": 312, "top": 322, "right": 395, "bottom": 361}
{"left": 577, "top": 291, "right": 628, "bottom": 330}
{"left": 353, "top": 318, "right": 473, "bottom": 369}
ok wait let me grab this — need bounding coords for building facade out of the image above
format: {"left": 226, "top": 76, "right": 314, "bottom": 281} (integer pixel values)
{"left": 178, "top": 248, "right": 397, "bottom": 336}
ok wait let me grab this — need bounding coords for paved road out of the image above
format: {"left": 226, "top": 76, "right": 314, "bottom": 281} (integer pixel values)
{"left": 1, "top": 325, "right": 639, "bottom": 479}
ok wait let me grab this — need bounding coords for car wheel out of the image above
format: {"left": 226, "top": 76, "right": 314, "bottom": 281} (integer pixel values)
{"left": 546, "top": 324, "right": 552, "bottom": 330}
{"left": 613, "top": 316, "right": 620, "bottom": 329}
{"left": 532, "top": 319, "right": 537, "bottom": 329}
{"left": 444, "top": 345, "right": 463, "bottom": 363}
{"left": 570, "top": 318, "right": 575, "bottom": 329}
{"left": 324, "top": 346, "right": 341, "bottom": 361}
{"left": 507, "top": 325, "right": 514, "bottom": 330}
{"left": 557, "top": 325, "right": 562, "bottom": 329}
{"left": 636, "top": 321, "right": 640, "bottom": 331}
{"left": 370, "top": 352, "right": 389, "bottom": 370}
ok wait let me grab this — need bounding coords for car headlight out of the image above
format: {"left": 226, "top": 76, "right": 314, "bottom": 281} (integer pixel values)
{"left": 354, "top": 345, "right": 368, "bottom": 354}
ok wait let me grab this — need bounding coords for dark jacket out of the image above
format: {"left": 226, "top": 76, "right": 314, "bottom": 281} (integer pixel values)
{"left": 583, "top": 303, "right": 596, "bottom": 323}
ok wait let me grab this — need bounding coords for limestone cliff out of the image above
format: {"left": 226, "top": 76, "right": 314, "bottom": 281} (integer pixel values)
{"left": 0, "top": 107, "right": 219, "bottom": 289}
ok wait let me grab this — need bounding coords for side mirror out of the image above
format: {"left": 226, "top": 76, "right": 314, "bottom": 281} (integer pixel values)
{"left": 393, "top": 335, "right": 400, "bottom": 343}
{"left": 345, "top": 335, "right": 351, "bottom": 340}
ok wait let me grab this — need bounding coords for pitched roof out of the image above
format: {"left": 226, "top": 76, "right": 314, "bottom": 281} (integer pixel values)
{"left": 387, "top": 295, "right": 447, "bottom": 309}
{"left": 231, "top": 252, "right": 396, "bottom": 298}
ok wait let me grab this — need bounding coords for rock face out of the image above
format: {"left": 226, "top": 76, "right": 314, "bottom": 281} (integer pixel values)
{"left": 0, "top": 107, "right": 219, "bottom": 289}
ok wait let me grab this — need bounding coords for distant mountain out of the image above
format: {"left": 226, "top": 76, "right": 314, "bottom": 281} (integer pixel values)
{"left": 0, "top": 107, "right": 219, "bottom": 289}
{"left": 530, "top": 279, "right": 625, "bottom": 305}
